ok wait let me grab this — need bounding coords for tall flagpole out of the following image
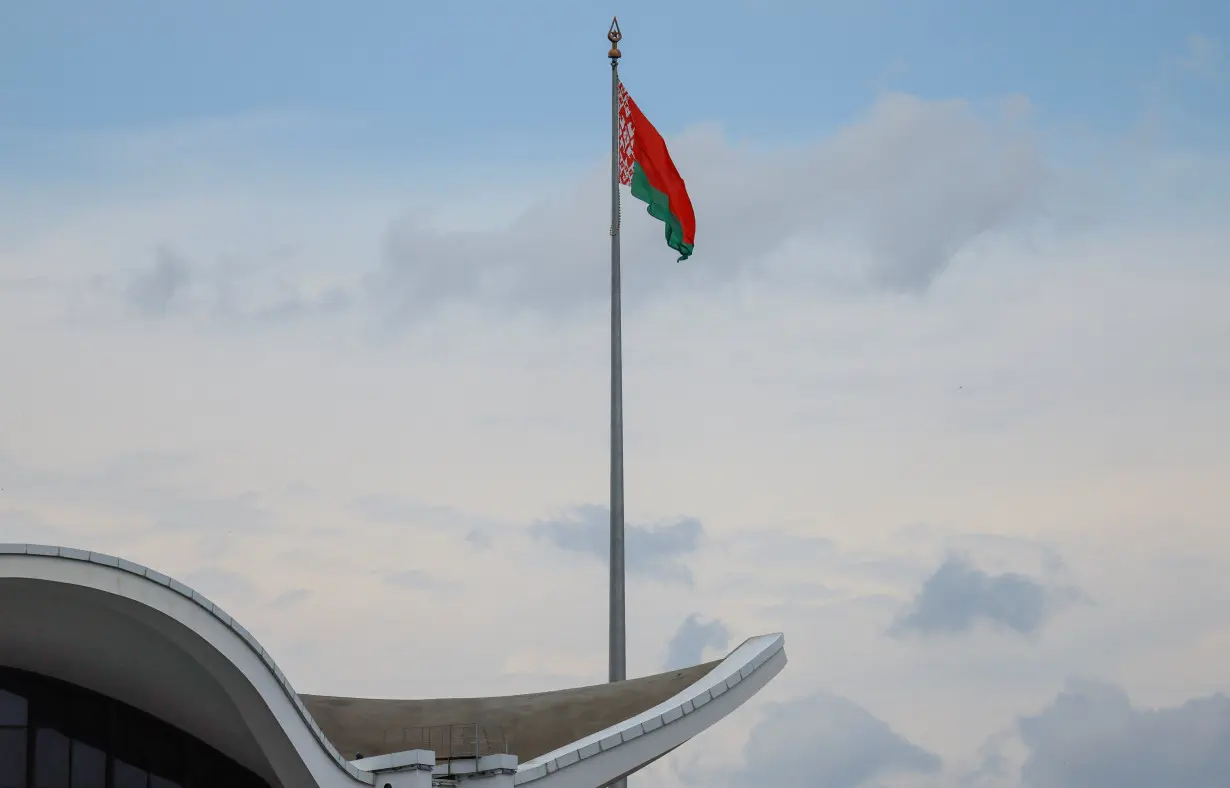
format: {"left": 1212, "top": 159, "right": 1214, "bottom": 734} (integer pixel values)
{"left": 607, "top": 16, "right": 628, "bottom": 788}
{"left": 607, "top": 17, "right": 627, "bottom": 688}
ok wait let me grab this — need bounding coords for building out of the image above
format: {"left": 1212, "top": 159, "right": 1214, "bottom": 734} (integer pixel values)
{"left": 0, "top": 544, "right": 787, "bottom": 788}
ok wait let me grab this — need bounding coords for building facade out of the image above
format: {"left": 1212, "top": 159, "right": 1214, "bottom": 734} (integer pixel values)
{"left": 1, "top": 666, "right": 270, "bottom": 788}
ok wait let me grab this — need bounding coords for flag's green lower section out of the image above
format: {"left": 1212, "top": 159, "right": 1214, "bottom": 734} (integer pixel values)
{"left": 630, "top": 163, "right": 694, "bottom": 262}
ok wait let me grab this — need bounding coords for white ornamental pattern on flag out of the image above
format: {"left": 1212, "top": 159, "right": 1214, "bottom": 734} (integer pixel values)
{"left": 617, "top": 81, "right": 635, "bottom": 186}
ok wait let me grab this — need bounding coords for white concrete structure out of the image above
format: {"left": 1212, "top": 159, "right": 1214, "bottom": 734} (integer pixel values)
{"left": 0, "top": 544, "right": 786, "bottom": 788}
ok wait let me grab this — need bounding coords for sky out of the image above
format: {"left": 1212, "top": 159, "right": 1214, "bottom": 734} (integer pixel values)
{"left": 2, "top": 2, "right": 1229, "bottom": 787}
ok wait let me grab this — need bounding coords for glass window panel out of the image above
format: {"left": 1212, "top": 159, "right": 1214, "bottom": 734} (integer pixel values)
{"left": 113, "top": 760, "right": 148, "bottom": 788}
{"left": 0, "top": 728, "right": 26, "bottom": 788}
{"left": 35, "top": 727, "right": 71, "bottom": 788}
{"left": 31, "top": 681, "right": 68, "bottom": 733}
{"left": 68, "top": 693, "right": 106, "bottom": 751}
{"left": 143, "top": 714, "right": 180, "bottom": 784}
{"left": 184, "top": 745, "right": 222, "bottom": 788}
{"left": 0, "top": 690, "right": 27, "bottom": 726}
{"left": 70, "top": 740, "right": 105, "bottom": 788}
{"left": 0, "top": 667, "right": 270, "bottom": 788}
{"left": 109, "top": 704, "right": 147, "bottom": 775}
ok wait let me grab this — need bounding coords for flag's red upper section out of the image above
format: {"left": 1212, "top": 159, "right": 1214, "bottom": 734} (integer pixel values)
{"left": 617, "top": 83, "right": 696, "bottom": 248}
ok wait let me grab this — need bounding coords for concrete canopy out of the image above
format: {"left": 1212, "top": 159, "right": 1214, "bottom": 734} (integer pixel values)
{"left": 302, "top": 661, "right": 719, "bottom": 763}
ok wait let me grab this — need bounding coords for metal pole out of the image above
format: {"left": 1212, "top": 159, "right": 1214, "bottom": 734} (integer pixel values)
{"left": 607, "top": 17, "right": 627, "bottom": 788}
{"left": 607, "top": 17, "right": 627, "bottom": 692}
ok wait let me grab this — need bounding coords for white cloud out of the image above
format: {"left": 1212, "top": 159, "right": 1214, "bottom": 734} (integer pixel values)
{"left": 1180, "top": 34, "right": 1222, "bottom": 76}
{"left": 2, "top": 88, "right": 1229, "bottom": 787}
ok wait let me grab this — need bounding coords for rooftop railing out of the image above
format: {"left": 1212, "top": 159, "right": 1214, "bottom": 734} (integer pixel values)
{"left": 381, "top": 723, "right": 510, "bottom": 761}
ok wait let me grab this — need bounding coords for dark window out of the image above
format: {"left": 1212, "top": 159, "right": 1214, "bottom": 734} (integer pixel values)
{"left": 142, "top": 710, "right": 180, "bottom": 787}
{"left": 0, "top": 729, "right": 26, "bottom": 788}
{"left": 67, "top": 696, "right": 105, "bottom": 754}
{"left": 0, "top": 668, "right": 269, "bottom": 788}
{"left": 0, "top": 692, "right": 26, "bottom": 727}
{"left": 111, "top": 760, "right": 146, "bottom": 788}
{"left": 33, "top": 729, "right": 69, "bottom": 788}
{"left": 69, "top": 742, "right": 104, "bottom": 788}
{"left": 108, "top": 705, "right": 145, "bottom": 785}
{"left": 183, "top": 743, "right": 227, "bottom": 788}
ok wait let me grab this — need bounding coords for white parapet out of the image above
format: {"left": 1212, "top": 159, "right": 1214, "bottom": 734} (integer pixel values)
{"left": 352, "top": 750, "right": 437, "bottom": 788}
{"left": 512, "top": 633, "right": 787, "bottom": 788}
{"left": 432, "top": 753, "right": 518, "bottom": 786}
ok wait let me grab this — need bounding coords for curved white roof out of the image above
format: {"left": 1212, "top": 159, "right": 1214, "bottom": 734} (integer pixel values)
{"left": 0, "top": 544, "right": 786, "bottom": 788}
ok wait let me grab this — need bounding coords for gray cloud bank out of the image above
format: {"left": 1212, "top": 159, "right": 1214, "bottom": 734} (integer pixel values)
{"left": 126, "top": 245, "right": 191, "bottom": 316}
{"left": 531, "top": 504, "right": 702, "bottom": 586}
{"left": 701, "top": 693, "right": 941, "bottom": 788}
{"left": 0, "top": 449, "right": 269, "bottom": 538}
{"left": 891, "top": 555, "right": 1081, "bottom": 637}
{"left": 118, "top": 243, "right": 353, "bottom": 324}
{"left": 1017, "top": 680, "right": 1230, "bottom": 788}
{"left": 685, "top": 681, "right": 1230, "bottom": 788}
{"left": 664, "top": 614, "right": 730, "bottom": 670}
{"left": 376, "top": 93, "right": 1046, "bottom": 312}
{"left": 106, "top": 92, "right": 1049, "bottom": 328}
{"left": 348, "top": 493, "right": 494, "bottom": 549}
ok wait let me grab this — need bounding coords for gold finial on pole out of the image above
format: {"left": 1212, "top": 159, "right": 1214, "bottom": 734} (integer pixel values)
{"left": 607, "top": 17, "right": 622, "bottom": 60}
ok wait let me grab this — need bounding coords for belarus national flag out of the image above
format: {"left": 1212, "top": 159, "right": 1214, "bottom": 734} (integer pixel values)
{"left": 618, "top": 82, "right": 697, "bottom": 262}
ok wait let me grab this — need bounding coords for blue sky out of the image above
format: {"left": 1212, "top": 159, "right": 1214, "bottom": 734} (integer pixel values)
{"left": 2, "top": 0, "right": 1226, "bottom": 180}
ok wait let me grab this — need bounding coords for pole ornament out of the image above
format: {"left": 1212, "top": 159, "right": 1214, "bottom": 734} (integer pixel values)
{"left": 608, "top": 17, "right": 622, "bottom": 60}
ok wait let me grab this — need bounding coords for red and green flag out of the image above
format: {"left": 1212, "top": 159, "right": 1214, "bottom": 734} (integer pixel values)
{"left": 618, "top": 82, "right": 696, "bottom": 261}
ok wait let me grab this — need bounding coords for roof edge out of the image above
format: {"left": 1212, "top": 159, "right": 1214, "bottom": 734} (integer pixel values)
{"left": 514, "top": 632, "right": 787, "bottom": 785}
{"left": 0, "top": 543, "right": 370, "bottom": 784}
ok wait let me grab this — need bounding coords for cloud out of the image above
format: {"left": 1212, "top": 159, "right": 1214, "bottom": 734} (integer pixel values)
{"left": 182, "top": 567, "right": 255, "bottom": 598}
{"left": 270, "top": 588, "right": 312, "bottom": 609}
{"left": 50, "top": 91, "right": 1052, "bottom": 330}
{"left": 890, "top": 555, "right": 1081, "bottom": 637}
{"left": 0, "top": 276, "right": 47, "bottom": 293}
{"left": 1017, "top": 679, "right": 1230, "bottom": 788}
{"left": 0, "top": 508, "right": 71, "bottom": 545}
{"left": 464, "top": 529, "right": 492, "bottom": 550}
{"left": 0, "top": 449, "right": 271, "bottom": 539}
{"left": 370, "top": 92, "right": 1046, "bottom": 318}
{"left": 707, "top": 694, "right": 941, "bottom": 788}
{"left": 349, "top": 494, "right": 469, "bottom": 526}
{"left": 1180, "top": 34, "right": 1222, "bottom": 77}
{"left": 385, "top": 568, "right": 452, "bottom": 591}
{"left": 664, "top": 614, "right": 730, "bottom": 670}
{"left": 151, "top": 490, "right": 267, "bottom": 532}
{"left": 4, "top": 73, "right": 1230, "bottom": 788}
{"left": 348, "top": 494, "right": 495, "bottom": 549}
{"left": 960, "top": 728, "right": 1021, "bottom": 788}
{"left": 126, "top": 245, "right": 191, "bottom": 316}
{"left": 117, "top": 241, "right": 354, "bottom": 323}
{"left": 531, "top": 504, "right": 703, "bottom": 586}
